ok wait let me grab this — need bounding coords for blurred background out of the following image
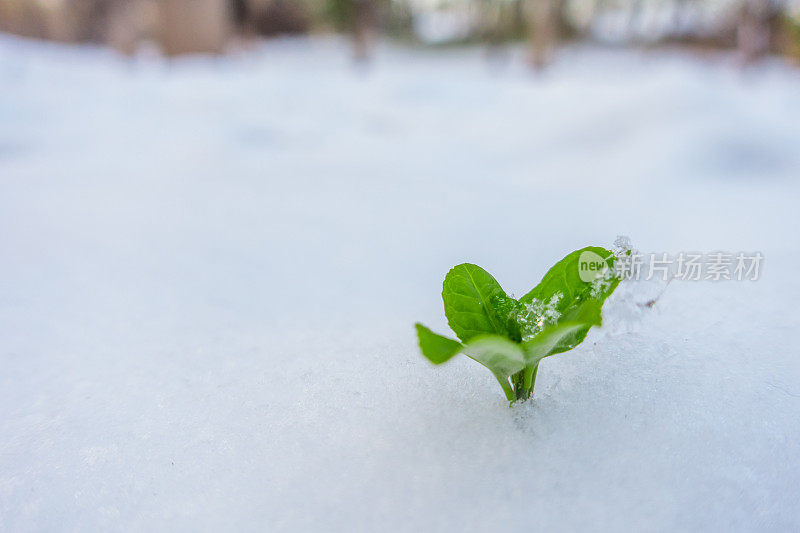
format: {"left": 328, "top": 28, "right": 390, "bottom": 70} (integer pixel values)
{"left": 1, "top": 0, "right": 799, "bottom": 63}
{"left": 2, "top": 1, "right": 800, "bottom": 531}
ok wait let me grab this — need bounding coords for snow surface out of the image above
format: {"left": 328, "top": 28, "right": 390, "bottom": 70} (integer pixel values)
{"left": 1, "top": 35, "right": 800, "bottom": 531}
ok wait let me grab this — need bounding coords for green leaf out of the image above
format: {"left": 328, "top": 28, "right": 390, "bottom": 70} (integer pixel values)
{"left": 543, "top": 295, "right": 605, "bottom": 356}
{"left": 415, "top": 323, "right": 463, "bottom": 365}
{"left": 442, "top": 263, "right": 509, "bottom": 342}
{"left": 462, "top": 334, "right": 526, "bottom": 377}
{"left": 415, "top": 245, "right": 624, "bottom": 404}
{"left": 489, "top": 293, "right": 525, "bottom": 343}
{"left": 517, "top": 246, "right": 619, "bottom": 355}
{"left": 522, "top": 321, "right": 591, "bottom": 366}
{"left": 519, "top": 246, "right": 616, "bottom": 309}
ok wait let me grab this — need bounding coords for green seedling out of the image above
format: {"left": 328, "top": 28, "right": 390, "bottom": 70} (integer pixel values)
{"left": 415, "top": 246, "right": 620, "bottom": 404}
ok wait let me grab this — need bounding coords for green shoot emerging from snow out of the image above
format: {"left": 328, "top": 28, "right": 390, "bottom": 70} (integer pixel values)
{"left": 415, "top": 246, "right": 621, "bottom": 404}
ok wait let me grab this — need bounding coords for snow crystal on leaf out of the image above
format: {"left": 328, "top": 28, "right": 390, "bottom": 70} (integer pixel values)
{"left": 517, "top": 293, "right": 562, "bottom": 341}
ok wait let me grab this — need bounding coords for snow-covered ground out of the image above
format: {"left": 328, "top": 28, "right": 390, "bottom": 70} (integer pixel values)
{"left": 1, "top": 35, "right": 800, "bottom": 531}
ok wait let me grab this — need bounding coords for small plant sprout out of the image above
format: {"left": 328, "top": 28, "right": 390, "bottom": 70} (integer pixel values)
{"left": 415, "top": 246, "right": 622, "bottom": 404}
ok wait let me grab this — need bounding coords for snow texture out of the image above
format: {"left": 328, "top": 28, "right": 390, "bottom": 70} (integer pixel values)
{"left": 1, "top": 35, "right": 800, "bottom": 531}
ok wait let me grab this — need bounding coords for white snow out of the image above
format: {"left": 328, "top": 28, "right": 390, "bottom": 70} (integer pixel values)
{"left": 1, "top": 35, "right": 800, "bottom": 531}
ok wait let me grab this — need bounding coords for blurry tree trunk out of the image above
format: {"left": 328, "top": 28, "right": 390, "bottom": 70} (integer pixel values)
{"left": 478, "top": 0, "right": 501, "bottom": 44}
{"left": 737, "top": 0, "right": 772, "bottom": 63}
{"left": 248, "top": 0, "right": 309, "bottom": 36}
{"left": 159, "top": 0, "right": 231, "bottom": 55}
{"left": 106, "top": 0, "right": 160, "bottom": 55}
{"left": 106, "top": 2, "right": 139, "bottom": 55}
{"left": 526, "top": 0, "right": 560, "bottom": 69}
{"left": 0, "top": 1, "right": 48, "bottom": 39}
{"left": 64, "top": 0, "right": 111, "bottom": 42}
{"left": 352, "top": 0, "right": 376, "bottom": 61}
{"left": 232, "top": 0, "right": 250, "bottom": 31}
